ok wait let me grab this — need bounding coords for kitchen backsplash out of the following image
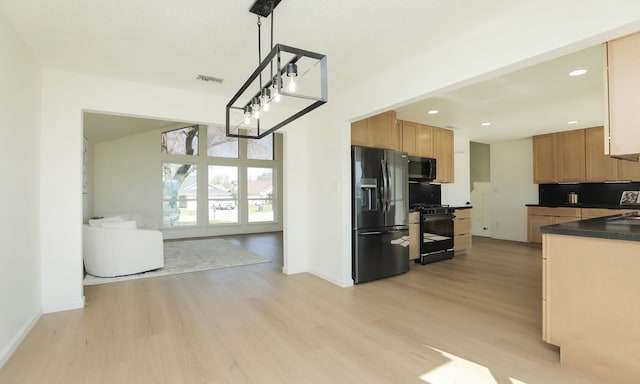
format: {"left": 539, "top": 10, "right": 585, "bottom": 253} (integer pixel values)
{"left": 539, "top": 182, "right": 640, "bottom": 205}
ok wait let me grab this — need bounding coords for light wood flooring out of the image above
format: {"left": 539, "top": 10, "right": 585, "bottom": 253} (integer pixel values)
{"left": 0, "top": 234, "right": 606, "bottom": 383}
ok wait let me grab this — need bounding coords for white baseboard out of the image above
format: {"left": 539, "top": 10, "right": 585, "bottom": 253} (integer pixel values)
{"left": 282, "top": 266, "right": 354, "bottom": 287}
{"left": 42, "top": 296, "right": 85, "bottom": 314}
{"left": 0, "top": 311, "right": 41, "bottom": 369}
{"left": 281, "top": 265, "right": 307, "bottom": 275}
{"left": 309, "top": 269, "right": 354, "bottom": 288}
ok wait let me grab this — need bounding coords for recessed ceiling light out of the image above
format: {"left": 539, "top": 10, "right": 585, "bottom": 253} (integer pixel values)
{"left": 481, "top": 122, "right": 491, "bottom": 126}
{"left": 568, "top": 69, "right": 587, "bottom": 77}
{"left": 427, "top": 109, "right": 439, "bottom": 115}
{"left": 568, "top": 120, "right": 579, "bottom": 124}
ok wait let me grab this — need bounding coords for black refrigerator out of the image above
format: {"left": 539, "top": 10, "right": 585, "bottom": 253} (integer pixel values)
{"left": 352, "top": 145, "right": 409, "bottom": 284}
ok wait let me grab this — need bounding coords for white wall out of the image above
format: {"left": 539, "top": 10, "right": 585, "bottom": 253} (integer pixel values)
{"left": 0, "top": 15, "right": 42, "bottom": 368}
{"left": 490, "top": 139, "right": 538, "bottom": 242}
{"left": 35, "top": 1, "right": 640, "bottom": 311}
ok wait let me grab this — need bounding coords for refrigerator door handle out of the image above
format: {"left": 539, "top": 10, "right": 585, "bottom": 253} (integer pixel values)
{"left": 380, "top": 159, "right": 388, "bottom": 212}
{"left": 386, "top": 159, "right": 392, "bottom": 212}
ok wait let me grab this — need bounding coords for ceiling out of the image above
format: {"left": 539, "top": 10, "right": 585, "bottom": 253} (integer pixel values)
{"left": 0, "top": 1, "right": 612, "bottom": 143}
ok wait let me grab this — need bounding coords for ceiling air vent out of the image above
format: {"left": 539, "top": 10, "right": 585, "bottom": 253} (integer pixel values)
{"left": 196, "top": 74, "right": 224, "bottom": 84}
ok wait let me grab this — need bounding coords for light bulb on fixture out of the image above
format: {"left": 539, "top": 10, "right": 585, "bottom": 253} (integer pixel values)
{"left": 243, "top": 105, "right": 252, "bottom": 125}
{"left": 260, "top": 88, "right": 271, "bottom": 112}
{"left": 286, "top": 62, "right": 298, "bottom": 92}
{"left": 251, "top": 97, "right": 261, "bottom": 119}
{"left": 272, "top": 76, "right": 282, "bottom": 103}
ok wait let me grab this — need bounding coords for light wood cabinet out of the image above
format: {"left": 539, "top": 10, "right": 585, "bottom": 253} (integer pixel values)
{"left": 585, "top": 126, "right": 640, "bottom": 181}
{"left": 585, "top": 126, "right": 618, "bottom": 182}
{"left": 432, "top": 127, "right": 454, "bottom": 183}
{"left": 527, "top": 207, "right": 581, "bottom": 244}
{"left": 604, "top": 31, "right": 640, "bottom": 157}
{"left": 401, "top": 120, "right": 433, "bottom": 158}
{"left": 555, "top": 129, "right": 585, "bottom": 182}
{"left": 618, "top": 158, "right": 640, "bottom": 180}
{"left": 533, "top": 134, "right": 556, "bottom": 183}
{"left": 543, "top": 233, "right": 640, "bottom": 382}
{"left": 581, "top": 207, "right": 638, "bottom": 219}
{"left": 408, "top": 211, "right": 421, "bottom": 261}
{"left": 533, "top": 130, "right": 585, "bottom": 183}
{"left": 351, "top": 110, "right": 401, "bottom": 151}
{"left": 454, "top": 208, "right": 472, "bottom": 252}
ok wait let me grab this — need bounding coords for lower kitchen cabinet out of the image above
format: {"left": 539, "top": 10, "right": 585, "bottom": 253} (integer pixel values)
{"left": 408, "top": 211, "right": 420, "bottom": 261}
{"left": 581, "top": 207, "right": 638, "bottom": 219}
{"left": 454, "top": 208, "right": 472, "bottom": 252}
{"left": 527, "top": 207, "right": 581, "bottom": 244}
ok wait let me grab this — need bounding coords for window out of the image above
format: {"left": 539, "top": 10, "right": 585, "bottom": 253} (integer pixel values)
{"left": 161, "top": 124, "right": 280, "bottom": 229}
{"left": 161, "top": 125, "right": 199, "bottom": 155}
{"left": 247, "top": 167, "right": 273, "bottom": 222}
{"left": 207, "top": 125, "right": 238, "bottom": 158}
{"left": 247, "top": 133, "right": 273, "bottom": 160}
{"left": 162, "top": 163, "right": 197, "bottom": 226}
{"left": 208, "top": 165, "right": 238, "bottom": 224}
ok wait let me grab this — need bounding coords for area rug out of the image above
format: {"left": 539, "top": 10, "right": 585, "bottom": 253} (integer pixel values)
{"left": 83, "top": 238, "right": 270, "bottom": 286}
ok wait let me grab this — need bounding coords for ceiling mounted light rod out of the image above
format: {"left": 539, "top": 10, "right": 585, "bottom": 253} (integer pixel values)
{"left": 225, "top": 0, "right": 328, "bottom": 139}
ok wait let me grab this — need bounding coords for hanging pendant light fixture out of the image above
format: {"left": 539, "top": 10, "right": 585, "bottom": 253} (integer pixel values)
{"left": 225, "top": 0, "right": 328, "bottom": 139}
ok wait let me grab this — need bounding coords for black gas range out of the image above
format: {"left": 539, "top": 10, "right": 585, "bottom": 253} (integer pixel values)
{"left": 409, "top": 200, "right": 455, "bottom": 264}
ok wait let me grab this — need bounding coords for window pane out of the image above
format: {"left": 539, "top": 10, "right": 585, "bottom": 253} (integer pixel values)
{"left": 207, "top": 125, "right": 238, "bottom": 158}
{"left": 161, "top": 125, "right": 199, "bottom": 155}
{"left": 247, "top": 167, "right": 274, "bottom": 222}
{"left": 208, "top": 165, "right": 238, "bottom": 224}
{"left": 247, "top": 133, "right": 273, "bottom": 160}
{"left": 162, "top": 163, "right": 197, "bottom": 226}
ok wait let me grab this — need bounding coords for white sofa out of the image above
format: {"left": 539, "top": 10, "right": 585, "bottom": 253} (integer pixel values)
{"left": 83, "top": 213, "right": 164, "bottom": 277}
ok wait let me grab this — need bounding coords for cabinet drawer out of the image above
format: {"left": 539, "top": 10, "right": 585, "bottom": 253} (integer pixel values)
{"left": 581, "top": 208, "right": 638, "bottom": 219}
{"left": 454, "top": 209, "right": 471, "bottom": 219}
{"left": 528, "top": 206, "right": 581, "bottom": 218}
{"left": 454, "top": 234, "right": 471, "bottom": 251}
{"left": 454, "top": 219, "right": 471, "bottom": 235}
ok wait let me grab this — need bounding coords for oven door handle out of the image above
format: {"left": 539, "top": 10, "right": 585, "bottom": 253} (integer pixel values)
{"left": 359, "top": 228, "right": 406, "bottom": 236}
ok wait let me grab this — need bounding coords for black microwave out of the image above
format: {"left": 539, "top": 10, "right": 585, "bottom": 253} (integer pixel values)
{"left": 408, "top": 156, "right": 436, "bottom": 181}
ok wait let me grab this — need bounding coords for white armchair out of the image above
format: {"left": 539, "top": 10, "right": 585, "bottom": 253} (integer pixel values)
{"left": 83, "top": 214, "right": 164, "bottom": 278}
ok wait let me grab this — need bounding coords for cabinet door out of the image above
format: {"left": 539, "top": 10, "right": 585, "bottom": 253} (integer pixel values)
{"left": 585, "top": 127, "right": 618, "bottom": 182}
{"left": 351, "top": 119, "right": 369, "bottom": 147}
{"left": 556, "top": 129, "right": 586, "bottom": 182}
{"left": 618, "top": 159, "right": 640, "bottom": 181}
{"left": 433, "top": 127, "right": 454, "bottom": 183}
{"left": 533, "top": 134, "right": 556, "bottom": 183}
{"left": 369, "top": 111, "right": 401, "bottom": 151}
{"left": 606, "top": 32, "right": 640, "bottom": 156}
{"left": 401, "top": 120, "right": 418, "bottom": 156}
{"left": 528, "top": 214, "right": 554, "bottom": 244}
{"left": 350, "top": 111, "right": 400, "bottom": 150}
{"left": 415, "top": 124, "right": 434, "bottom": 158}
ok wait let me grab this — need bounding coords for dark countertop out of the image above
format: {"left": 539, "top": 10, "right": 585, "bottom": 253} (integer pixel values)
{"left": 540, "top": 211, "right": 640, "bottom": 242}
{"left": 526, "top": 203, "right": 640, "bottom": 209}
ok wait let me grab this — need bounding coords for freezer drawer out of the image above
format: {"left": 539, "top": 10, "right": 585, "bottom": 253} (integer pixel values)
{"left": 353, "top": 227, "right": 409, "bottom": 284}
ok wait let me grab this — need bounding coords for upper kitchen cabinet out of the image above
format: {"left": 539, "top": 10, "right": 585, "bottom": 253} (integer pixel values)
{"left": 533, "top": 133, "right": 557, "bottom": 183}
{"left": 533, "top": 130, "right": 585, "bottom": 183}
{"left": 556, "top": 129, "right": 585, "bottom": 182}
{"left": 604, "top": 31, "right": 640, "bottom": 158}
{"left": 401, "top": 120, "right": 433, "bottom": 158}
{"left": 585, "top": 126, "right": 618, "bottom": 182}
{"left": 351, "top": 110, "right": 402, "bottom": 151}
{"left": 433, "top": 127, "right": 454, "bottom": 183}
{"left": 584, "top": 126, "right": 640, "bottom": 181}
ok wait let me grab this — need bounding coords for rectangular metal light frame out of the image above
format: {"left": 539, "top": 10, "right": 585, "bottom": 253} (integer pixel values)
{"left": 226, "top": 43, "right": 328, "bottom": 139}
